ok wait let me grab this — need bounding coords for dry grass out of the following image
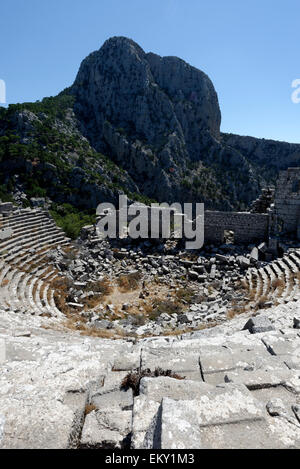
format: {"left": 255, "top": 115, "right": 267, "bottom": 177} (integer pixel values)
{"left": 248, "top": 288, "right": 256, "bottom": 301}
{"left": 240, "top": 279, "right": 249, "bottom": 290}
{"left": 82, "top": 278, "right": 113, "bottom": 311}
{"left": 227, "top": 305, "right": 248, "bottom": 319}
{"left": 271, "top": 278, "right": 285, "bottom": 291}
{"left": 120, "top": 368, "right": 185, "bottom": 396}
{"left": 62, "top": 246, "right": 79, "bottom": 260}
{"left": 50, "top": 272, "right": 111, "bottom": 319}
{"left": 117, "top": 271, "right": 142, "bottom": 292}
{"left": 82, "top": 295, "right": 102, "bottom": 310}
{"left": 128, "top": 314, "right": 147, "bottom": 326}
{"left": 63, "top": 316, "right": 125, "bottom": 339}
{"left": 175, "top": 287, "right": 195, "bottom": 304}
{"left": 145, "top": 299, "right": 183, "bottom": 321}
{"left": 84, "top": 404, "right": 98, "bottom": 416}
{"left": 40, "top": 312, "right": 52, "bottom": 318}
{"left": 79, "top": 327, "right": 125, "bottom": 340}
{"left": 50, "top": 276, "right": 73, "bottom": 315}
{"left": 32, "top": 281, "right": 39, "bottom": 299}
{"left": 255, "top": 295, "right": 269, "bottom": 310}
{"left": 1, "top": 279, "right": 9, "bottom": 287}
{"left": 86, "top": 279, "right": 112, "bottom": 296}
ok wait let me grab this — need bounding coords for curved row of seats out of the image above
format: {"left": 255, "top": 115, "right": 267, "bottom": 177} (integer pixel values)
{"left": 0, "top": 208, "right": 71, "bottom": 317}
{"left": 244, "top": 249, "right": 300, "bottom": 308}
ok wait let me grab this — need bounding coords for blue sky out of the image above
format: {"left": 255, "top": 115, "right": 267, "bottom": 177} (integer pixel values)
{"left": 0, "top": 0, "right": 299, "bottom": 143}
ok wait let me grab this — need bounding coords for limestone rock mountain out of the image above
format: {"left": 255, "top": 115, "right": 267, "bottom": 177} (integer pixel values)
{"left": 1, "top": 36, "right": 300, "bottom": 215}
{"left": 70, "top": 37, "right": 222, "bottom": 204}
{"left": 69, "top": 37, "right": 250, "bottom": 207}
{"left": 72, "top": 37, "right": 221, "bottom": 149}
{"left": 69, "top": 37, "right": 300, "bottom": 208}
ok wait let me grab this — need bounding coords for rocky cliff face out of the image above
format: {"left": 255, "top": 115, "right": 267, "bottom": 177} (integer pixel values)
{"left": 1, "top": 36, "right": 300, "bottom": 213}
{"left": 222, "top": 133, "right": 300, "bottom": 172}
{"left": 69, "top": 37, "right": 300, "bottom": 209}
{"left": 72, "top": 37, "right": 221, "bottom": 152}
{"left": 69, "top": 38, "right": 242, "bottom": 207}
{"left": 70, "top": 37, "right": 224, "bottom": 205}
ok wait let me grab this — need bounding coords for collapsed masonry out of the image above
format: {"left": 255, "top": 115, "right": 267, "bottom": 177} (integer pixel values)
{"left": 0, "top": 168, "right": 299, "bottom": 333}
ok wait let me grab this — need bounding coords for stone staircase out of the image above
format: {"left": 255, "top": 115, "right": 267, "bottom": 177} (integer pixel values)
{"left": 245, "top": 249, "right": 300, "bottom": 308}
{"left": 0, "top": 208, "right": 71, "bottom": 317}
{"left": 1, "top": 316, "right": 299, "bottom": 449}
{"left": 83, "top": 326, "right": 300, "bottom": 449}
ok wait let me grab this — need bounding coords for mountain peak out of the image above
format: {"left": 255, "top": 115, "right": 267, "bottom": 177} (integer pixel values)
{"left": 101, "top": 36, "right": 146, "bottom": 54}
{"left": 70, "top": 37, "right": 223, "bottom": 203}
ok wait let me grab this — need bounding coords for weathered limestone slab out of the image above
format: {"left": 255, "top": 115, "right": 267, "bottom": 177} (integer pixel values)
{"left": 131, "top": 396, "right": 161, "bottom": 449}
{"left": 285, "top": 357, "right": 300, "bottom": 370}
{"left": 266, "top": 415, "right": 300, "bottom": 448}
{"left": 98, "top": 371, "right": 128, "bottom": 394}
{"left": 198, "top": 419, "right": 285, "bottom": 449}
{"left": 265, "top": 396, "right": 300, "bottom": 427}
{"left": 141, "top": 346, "right": 201, "bottom": 380}
{"left": 158, "top": 398, "right": 202, "bottom": 449}
{"left": 63, "top": 390, "right": 88, "bottom": 448}
{"left": 4, "top": 341, "right": 40, "bottom": 362}
{"left": 224, "top": 369, "right": 295, "bottom": 390}
{"left": 225, "top": 368, "right": 300, "bottom": 405}
{"left": 243, "top": 316, "right": 275, "bottom": 334}
{"left": 0, "top": 397, "right": 85, "bottom": 449}
{"left": 134, "top": 382, "right": 272, "bottom": 449}
{"left": 132, "top": 377, "right": 214, "bottom": 449}
{"left": 0, "top": 414, "right": 4, "bottom": 445}
{"left": 293, "top": 405, "right": 300, "bottom": 423}
{"left": 180, "top": 384, "right": 265, "bottom": 426}
{"left": 151, "top": 385, "right": 279, "bottom": 449}
{"left": 262, "top": 333, "right": 300, "bottom": 358}
{"left": 91, "top": 389, "right": 133, "bottom": 411}
{"left": 0, "top": 339, "right": 5, "bottom": 364}
{"left": 199, "top": 344, "right": 273, "bottom": 384}
{"left": 153, "top": 384, "right": 300, "bottom": 449}
{"left": 0, "top": 332, "right": 132, "bottom": 449}
{"left": 80, "top": 409, "right": 132, "bottom": 449}
{"left": 139, "top": 376, "right": 214, "bottom": 402}
{"left": 113, "top": 350, "right": 141, "bottom": 371}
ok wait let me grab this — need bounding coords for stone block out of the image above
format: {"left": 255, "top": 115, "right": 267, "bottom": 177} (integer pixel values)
{"left": 243, "top": 316, "right": 275, "bottom": 334}
{"left": 131, "top": 396, "right": 160, "bottom": 449}
{"left": 139, "top": 376, "right": 214, "bottom": 402}
{"left": 150, "top": 385, "right": 280, "bottom": 449}
{"left": 141, "top": 346, "right": 201, "bottom": 380}
{"left": 80, "top": 409, "right": 132, "bottom": 449}
{"left": 91, "top": 389, "right": 133, "bottom": 411}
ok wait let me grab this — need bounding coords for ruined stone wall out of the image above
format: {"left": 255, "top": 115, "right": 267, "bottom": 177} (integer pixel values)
{"left": 204, "top": 211, "right": 269, "bottom": 244}
{"left": 274, "top": 168, "right": 300, "bottom": 235}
